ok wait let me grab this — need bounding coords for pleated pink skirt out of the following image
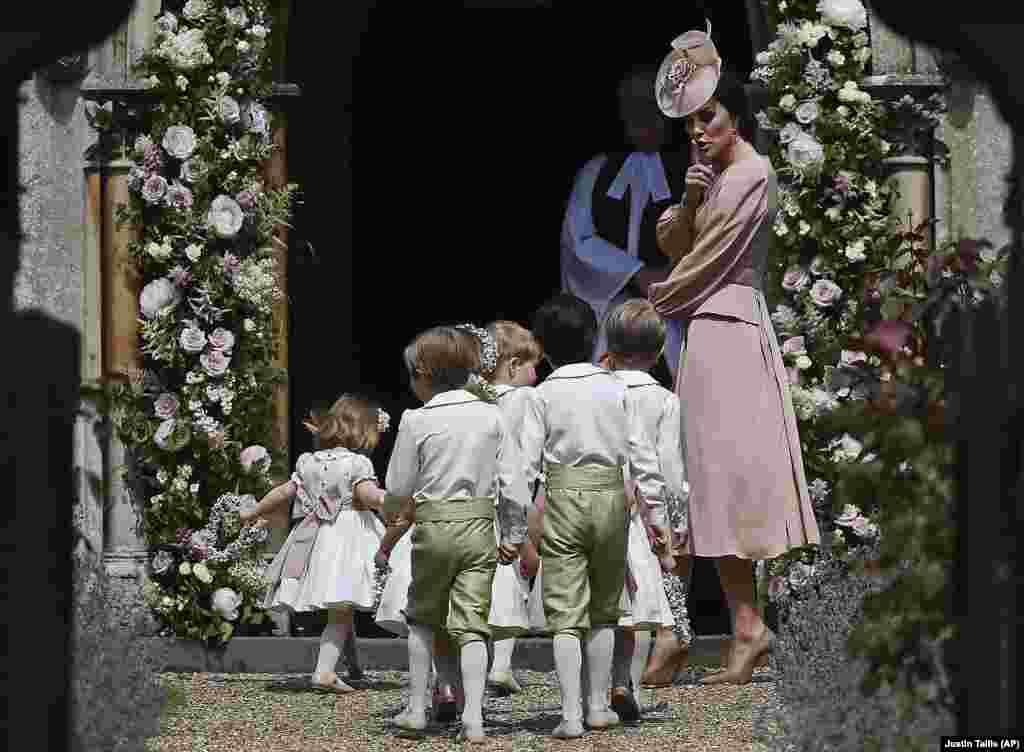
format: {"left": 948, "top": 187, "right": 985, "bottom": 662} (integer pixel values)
{"left": 676, "top": 284, "right": 820, "bottom": 560}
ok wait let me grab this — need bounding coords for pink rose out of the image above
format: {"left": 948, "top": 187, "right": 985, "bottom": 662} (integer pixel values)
{"left": 200, "top": 348, "right": 230, "bottom": 377}
{"left": 170, "top": 266, "right": 192, "bottom": 288}
{"left": 207, "top": 327, "right": 235, "bottom": 351}
{"left": 222, "top": 252, "right": 241, "bottom": 280}
{"left": 179, "top": 326, "right": 207, "bottom": 353}
{"left": 834, "top": 504, "right": 862, "bottom": 527}
{"left": 235, "top": 190, "right": 256, "bottom": 211}
{"left": 840, "top": 350, "right": 868, "bottom": 367}
{"left": 142, "top": 174, "right": 168, "bottom": 205}
{"left": 810, "top": 279, "right": 843, "bottom": 308}
{"left": 865, "top": 319, "right": 912, "bottom": 358}
{"left": 239, "top": 445, "right": 270, "bottom": 472}
{"left": 768, "top": 576, "right": 788, "bottom": 600}
{"left": 833, "top": 174, "right": 852, "bottom": 195}
{"left": 782, "top": 266, "right": 811, "bottom": 292}
{"left": 165, "top": 181, "right": 194, "bottom": 210}
{"left": 782, "top": 336, "right": 807, "bottom": 356}
{"left": 851, "top": 515, "right": 878, "bottom": 538}
{"left": 154, "top": 393, "right": 180, "bottom": 419}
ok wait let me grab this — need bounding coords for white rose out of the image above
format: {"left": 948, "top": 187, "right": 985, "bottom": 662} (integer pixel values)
{"left": 179, "top": 326, "right": 207, "bottom": 353}
{"left": 779, "top": 93, "right": 797, "bottom": 112}
{"left": 207, "top": 195, "right": 245, "bottom": 238}
{"left": 192, "top": 561, "right": 214, "bottom": 584}
{"left": 162, "top": 125, "right": 197, "bottom": 160}
{"left": 778, "top": 122, "right": 804, "bottom": 145}
{"left": 756, "top": 51, "right": 772, "bottom": 65}
{"left": 216, "top": 71, "right": 231, "bottom": 87}
{"left": 225, "top": 6, "right": 249, "bottom": 27}
{"left": 845, "top": 239, "right": 867, "bottom": 262}
{"left": 817, "top": 0, "right": 868, "bottom": 30}
{"left": 836, "top": 105, "right": 850, "bottom": 118}
{"left": 142, "top": 174, "right": 168, "bottom": 205}
{"left": 155, "top": 12, "right": 178, "bottom": 35}
{"left": 775, "top": 218, "right": 789, "bottom": 236}
{"left": 798, "top": 220, "right": 811, "bottom": 235}
{"left": 787, "top": 133, "right": 825, "bottom": 171}
{"left": 212, "top": 587, "right": 241, "bottom": 620}
{"left": 795, "top": 355, "right": 813, "bottom": 370}
{"left": 147, "top": 241, "right": 171, "bottom": 261}
{"left": 237, "top": 40, "right": 251, "bottom": 53}
{"left": 184, "top": 244, "right": 202, "bottom": 262}
{"left": 190, "top": 483, "right": 200, "bottom": 495}
{"left": 826, "top": 50, "right": 846, "bottom": 67}
{"left": 250, "top": 24, "right": 269, "bottom": 38}
{"left": 825, "top": 207, "right": 842, "bottom": 221}
{"left": 139, "top": 278, "right": 180, "bottom": 319}
{"left": 179, "top": 561, "right": 192, "bottom": 575}
{"left": 220, "top": 96, "right": 241, "bottom": 125}
{"left": 182, "top": 0, "right": 209, "bottom": 20}
{"left": 795, "top": 100, "right": 820, "bottom": 124}
{"left": 207, "top": 327, "right": 236, "bottom": 351}
{"left": 243, "top": 318, "right": 257, "bottom": 332}
{"left": 176, "top": 75, "right": 189, "bottom": 91}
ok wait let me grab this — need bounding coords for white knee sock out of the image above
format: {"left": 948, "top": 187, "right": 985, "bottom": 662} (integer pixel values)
{"left": 407, "top": 624, "right": 434, "bottom": 717}
{"left": 611, "top": 629, "right": 631, "bottom": 689}
{"left": 553, "top": 633, "right": 583, "bottom": 722}
{"left": 460, "top": 641, "right": 488, "bottom": 725}
{"left": 632, "top": 631, "right": 652, "bottom": 705}
{"left": 314, "top": 621, "right": 350, "bottom": 677}
{"left": 585, "top": 627, "right": 615, "bottom": 715}
{"left": 491, "top": 638, "right": 516, "bottom": 675}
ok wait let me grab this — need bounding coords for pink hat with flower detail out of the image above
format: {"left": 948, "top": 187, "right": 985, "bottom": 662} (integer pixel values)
{"left": 655, "top": 20, "right": 723, "bottom": 118}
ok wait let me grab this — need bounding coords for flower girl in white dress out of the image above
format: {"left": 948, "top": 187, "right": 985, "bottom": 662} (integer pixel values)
{"left": 240, "top": 394, "right": 390, "bottom": 693}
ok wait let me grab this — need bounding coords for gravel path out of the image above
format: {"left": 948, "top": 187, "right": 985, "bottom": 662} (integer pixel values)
{"left": 146, "top": 665, "right": 778, "bottom": 751}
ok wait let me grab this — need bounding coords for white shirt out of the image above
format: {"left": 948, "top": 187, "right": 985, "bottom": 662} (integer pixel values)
{"left": 494, "top": 383, "right": 535, "bottom": 451}
{"left": 384, "top": 389, "right": 530, "bottom": 544}
{"left": 615, "top": 370, "right": 689, "bottom": 530}
{"left": 519, "top": 363, "right": 668, "bottom": 528}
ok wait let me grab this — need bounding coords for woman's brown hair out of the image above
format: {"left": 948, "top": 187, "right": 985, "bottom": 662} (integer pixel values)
{"left": 303, "top": 394, "right": 381, "bottom": 454}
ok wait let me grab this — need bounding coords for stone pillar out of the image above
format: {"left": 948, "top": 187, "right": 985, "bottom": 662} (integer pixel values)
{"left": 98, "top": 156, "right": 151, "bottom": 623}
{"left": 884, "top": 155, "right": 933, "bottom": 248}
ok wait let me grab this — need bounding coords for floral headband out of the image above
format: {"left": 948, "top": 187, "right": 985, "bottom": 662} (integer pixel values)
{"left": 377, "top": 408, "right": 391, "bottom": 433}
{"left": 455, "top": 323, "right": 498, "bottom": 374}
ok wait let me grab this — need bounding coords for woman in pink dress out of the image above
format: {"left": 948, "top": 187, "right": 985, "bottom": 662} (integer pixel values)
{"left": 647, "top": 23, "right": 820, "bottom": 684}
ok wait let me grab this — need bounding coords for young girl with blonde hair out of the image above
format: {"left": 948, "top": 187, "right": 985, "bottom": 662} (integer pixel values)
{"left": 240, "top": 394, "right": 390, "bottom": 694}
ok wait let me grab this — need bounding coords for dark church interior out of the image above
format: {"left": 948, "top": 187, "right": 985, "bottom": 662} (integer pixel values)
{"left": 284, "top": 4, "right": 760, "bottom": 636}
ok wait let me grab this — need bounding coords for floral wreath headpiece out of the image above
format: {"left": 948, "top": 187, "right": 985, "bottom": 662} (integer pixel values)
{"left": 455, "top": 323, "right": 499, "bottom": 375}
{"left": 655, "top": 19, "right": 723, "bottom": 119}
{"left": 377, "top": 408, "right": 391, "bottom": 433}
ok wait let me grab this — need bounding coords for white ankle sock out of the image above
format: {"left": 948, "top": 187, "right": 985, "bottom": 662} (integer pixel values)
{"left": 407, "top": 624, "right": 434, "bottom": 716}
{"left": 612, "top": 629, "right": 631, "bottom": 689}
{"left": 460, "top": 641, "right": 488, "bottom": 725}
{"left": 553, "top": 633, "right": 583, "bottom": 722}
{"left": 632, "top": 631, "right": 652, "bottom": 704}
{"left": 314, "top": 621, "right": 350, "bottom": 678}
{"left": 491, "top": 638, "right": 516, "bottom": 675}
{"left": 585, "top": 627, "right": 615, "bottom": 715}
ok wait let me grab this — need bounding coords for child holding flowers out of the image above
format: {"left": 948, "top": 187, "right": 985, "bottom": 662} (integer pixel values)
{"left": 239, "top": 394, "right": 391, "bottom": 694}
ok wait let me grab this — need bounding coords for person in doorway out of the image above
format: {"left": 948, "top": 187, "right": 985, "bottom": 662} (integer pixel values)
{"left": 648, "top": 22, "right": 821, "bottom": 684}
{"left": 560, "top": 64, "right": 689, "bottom": 389}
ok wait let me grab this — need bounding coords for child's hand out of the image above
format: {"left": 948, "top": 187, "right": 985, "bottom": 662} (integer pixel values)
{"left": 374, "top": 548, "right": 391, "bottom": 570}
{"left": 497, "top": 542, "right": 521, "bottom": 565}
{"left": 238, "top": 507, "right": 257, "bottom": 526}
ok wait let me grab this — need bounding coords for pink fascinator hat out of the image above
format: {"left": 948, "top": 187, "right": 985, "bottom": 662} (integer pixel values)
{"left": 655, "top": 19, "right": 723, "bottom": 118}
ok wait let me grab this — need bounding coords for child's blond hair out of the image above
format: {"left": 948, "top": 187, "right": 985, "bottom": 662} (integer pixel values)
{"left": 604, "top": 299, "right": 666, "bottom": 361}
{"left": 303, "top": 394, "right": 381, "bottom": 454}
{"left": 484, "top": 320, "right": 543, "bottom": 376}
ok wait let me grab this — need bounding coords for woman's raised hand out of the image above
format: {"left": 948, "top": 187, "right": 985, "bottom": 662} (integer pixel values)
{"left": 685, "top": 162, "right": 716, "bottom": 207}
